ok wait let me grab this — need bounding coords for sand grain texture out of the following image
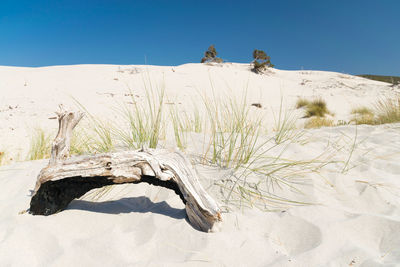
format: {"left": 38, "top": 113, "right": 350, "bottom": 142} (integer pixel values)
{"left": 1, "top": 63, "right": 400, "bottom": 266}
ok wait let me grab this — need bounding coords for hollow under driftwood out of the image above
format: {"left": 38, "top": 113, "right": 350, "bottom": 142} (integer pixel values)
{"left": 30, "top": 106, "right": 222, "bottom": 232}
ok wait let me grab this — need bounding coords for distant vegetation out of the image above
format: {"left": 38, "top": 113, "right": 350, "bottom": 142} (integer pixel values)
{"left": 350, "top": 98, "right": 400, "bottom": 125}
{"left": 357, "top": 74, "right": 400, "bottom": 85}
{"left": 199, "top": 46, "right": 276, "bottom": 74}
{"left": 201, "top": 45, "right": 223, "bottom": 63}
{"left": 296, "top": 98, "right": 330, "bottom": 118}
{"left": 252, "top": 49, "right": 274, "bottom": 73}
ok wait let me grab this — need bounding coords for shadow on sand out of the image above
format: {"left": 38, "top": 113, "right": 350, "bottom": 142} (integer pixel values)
{"left": 67, "top": 196, "right": 187, "bottom": 220}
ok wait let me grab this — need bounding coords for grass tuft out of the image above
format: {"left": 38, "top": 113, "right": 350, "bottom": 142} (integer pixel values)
{"left": 351, "top": 107, "right": 373, "bottom": 116}
{"left": 351, "top": 108, "right": 375, "bottom": 125}
{"left": 188, "top": 105, "right": 203, "bottom": 133}
{"left": 296, "top": 97, "right": 330, "bottom": 118}
{"left": 27, "top": 128, "right": 52, "bottom": 160}
{"left": 217, "top": 140, "right": 337, "bottom": 211}
{"left": 0, "top": 151, "right": 5, "bottom": 165}
{"left": 89, "top": 120, "right": 115, "bottom": 153}
{"left": 169, "top": 105, "right": 187, "bottom": 150}
{"left": 349, "top": 98, "right": 400, "bottom": 125}
{"left": 374, "top": 97, "right": 400, "bottom": 124}
{"left": 304, "top": 98, "right": 330, "bottom": 118}
{"left": 115, "top": 77, "right": 165, "bottom": 149}
{"left": 70, "top": 128, "right": 93, "bottom": 155}
{"left": 304, "top": 117, "right": 334, "bottom": 129}
{"left": 201, "top": 82, "right": 264, "bottom": 169}
{"left": 296, "top": 98, "right": 310, "bottom": 109}
{"left": 273, "top": 98, "right": 304, "bottom": 144}
{"left": 73, "top": 98, "right": 115, "bottom": 153}
{"left": 351, "top": 106, "right": 375, "bottom": 125}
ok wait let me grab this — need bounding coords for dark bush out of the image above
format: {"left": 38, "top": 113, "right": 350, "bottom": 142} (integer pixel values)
{"left": 201, "top": 45, "right": 223, "bottom": 63}
{"left": 252, "top": 49, "right": 274, "bottom": 73}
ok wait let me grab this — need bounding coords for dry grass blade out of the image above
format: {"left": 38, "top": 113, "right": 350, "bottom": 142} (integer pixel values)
{"left": 350, "top": 106, "right": 375, "bottom": 125}
{"left": 73, "top": 99, "right": 115, "bottom": 153}
{"left": 305, "top": 117, "right": 334, "bottom": 128}
{"left": 200, "top": 83, "right": 264, "bottom": 169}
{"left": 215, "top": 134, "right": 340, "bottom": 211}
{"left": 27, "top": 128, "right": 52, "bottom": 160}
{"left": 273, "top": 97, "right": 304, "bottom": 144}
{"left": 169, "top": 104, "right": 187, "bottom": 150}
{"left": 351, "top": 107, "right": 373, "bottom": 116}
{"left": 114, "top": 76, "right": 165, "bottom": 149}
{"left": 374, "top": 97, "right": 400, "bottom": 124}
{"left": 296, "top": 98, "right": 310, "bottom": 109}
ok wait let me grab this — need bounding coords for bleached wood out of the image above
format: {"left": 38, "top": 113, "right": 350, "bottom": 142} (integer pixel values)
{"left": 30, "top": 107, "right": 222, "bottom": 232}
{"left": 50, "top": 105, "right": 84, "bottom": 165}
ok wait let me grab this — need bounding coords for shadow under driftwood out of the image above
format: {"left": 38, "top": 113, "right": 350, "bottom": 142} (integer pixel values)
{"left": 67, "top": 196, "right": 187, "bottom": 220}
{"left": 29, "top": 106, "right": 222, "bottom": 232}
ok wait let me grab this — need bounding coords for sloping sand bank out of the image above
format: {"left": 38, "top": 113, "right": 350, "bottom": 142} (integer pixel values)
{"left": 1, "top": 64, "right": 400, "bottom": 266}
{"left": 1, "top": 123, "right": 400, "bottom": 266}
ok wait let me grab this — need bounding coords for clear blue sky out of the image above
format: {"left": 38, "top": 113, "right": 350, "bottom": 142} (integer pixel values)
{"left": 1, "top": 0, "right": 399, "bottom": 75}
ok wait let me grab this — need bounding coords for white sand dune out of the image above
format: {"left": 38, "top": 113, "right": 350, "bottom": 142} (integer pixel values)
{"left": 1, "top": 63, "right": 400, "bottom": 266}
{"left": 0, "top": 63, "right": 395, "bottom": 162}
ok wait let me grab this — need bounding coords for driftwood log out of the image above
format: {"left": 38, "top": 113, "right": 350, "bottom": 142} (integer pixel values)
{"left": 30, "top": 106, "right": 222, "bottom": 232}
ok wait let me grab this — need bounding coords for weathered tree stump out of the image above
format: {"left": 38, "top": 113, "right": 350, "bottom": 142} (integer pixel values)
{"left": 50, "top": 105, "right": 84, "bottom": 165}
{"left": 30, "top": 106, "right": 222, "bottom": 232}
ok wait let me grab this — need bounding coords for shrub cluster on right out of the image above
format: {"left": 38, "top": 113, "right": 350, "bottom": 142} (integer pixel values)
{"left": 351, "top": 97, "right": 400, "bottom": 125}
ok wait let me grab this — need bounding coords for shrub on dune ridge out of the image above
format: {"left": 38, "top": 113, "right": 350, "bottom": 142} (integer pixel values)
{"left": 201, "top": 45, "right": 223, "bottom": 64}
{"left": 252, "top": 49, "right": 274, "bottom": 74}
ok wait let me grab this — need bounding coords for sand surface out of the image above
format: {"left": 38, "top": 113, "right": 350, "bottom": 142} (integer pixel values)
{"left": 1, "top": 63, "right": 400, "bottom": 266}
{"left": 0, "top": 63, "right": 397, "bottom": 162}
